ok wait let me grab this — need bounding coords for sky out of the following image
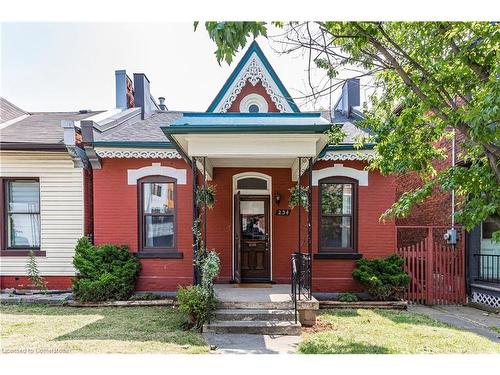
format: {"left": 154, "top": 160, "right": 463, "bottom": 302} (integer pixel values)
{"left": 0, "top": 23, "right": 376, "bottom": 113}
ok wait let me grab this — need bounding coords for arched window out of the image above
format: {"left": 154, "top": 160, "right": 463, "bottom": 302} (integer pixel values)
{"left": 138, "top": 175, "right": 176, "bottom": 251}
{"left": 233, "top": 173, "right": 271, "bottom": 195}
{"left": 318, "top": 176, "right": 358, "bottom": 252}
{"left": 239, "top": 94, "right": 269, "bottom": 113}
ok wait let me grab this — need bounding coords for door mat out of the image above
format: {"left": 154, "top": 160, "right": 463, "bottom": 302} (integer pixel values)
{"left": 233, "top": 283, "right": 272, "bottom": 288}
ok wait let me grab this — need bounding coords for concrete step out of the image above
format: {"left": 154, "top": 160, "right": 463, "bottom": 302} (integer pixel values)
{"left": 217, "top": 301, "right": 294, "bottom": 310}
{"left": 203, "top": 320, "right": 302, "bottom": 335}
{"left": 214, "top": 309, "right": 296, "bottom": 321}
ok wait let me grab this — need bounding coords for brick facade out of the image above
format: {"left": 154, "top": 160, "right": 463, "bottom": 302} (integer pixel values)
{"left": 93, "top": 157, "right": 194, "bottom": 291}
{"left": 93, "top": 158, "right": 396, "bottom": 293}
{"left": 0, "top": 276, "right": 73, "bottom": 290}
{"left": 227, "top": 81, "right": 279, "bottom": 113}
{"left": 395, "top": 132, "right": 465, "bottom": 249}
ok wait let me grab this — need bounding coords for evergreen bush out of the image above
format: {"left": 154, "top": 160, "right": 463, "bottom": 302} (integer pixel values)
{"left": 72, "top": 237, "right": 141, "bottom": 302}
{"left": 352, "top": 253, "right": 410, "bottom": 301}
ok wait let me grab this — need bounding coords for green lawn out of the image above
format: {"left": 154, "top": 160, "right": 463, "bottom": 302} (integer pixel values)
{"left": 299, "top": 309, "right": 500, "bottom": 354}
{"left": 491, "top": 326, "right": 500, "bottom": 334}
{"left": 0, "top": 304, "right": 208, "bottom": 354}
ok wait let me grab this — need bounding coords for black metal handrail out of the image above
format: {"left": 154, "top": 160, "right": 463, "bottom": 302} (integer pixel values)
{"left": 291, "top": 252, "right": 312, "bottom": 323}
{"left": 474, "top": 254, "right": 500, "bottom": 283}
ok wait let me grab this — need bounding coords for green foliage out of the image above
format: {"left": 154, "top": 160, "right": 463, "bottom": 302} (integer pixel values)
{"left": 25, "top": 250, "right": 47, "bottom": 291}
{"left": 195, "top": 21, "right": 268, "bottom": 64}
{"left": 195, "top": 184, "right": 216, "bottom": 209}
{"left": 178, "top": 251, "right": 220, "bottom": 330}
{"left": 338, "top": 292, "right": 359, "bottom": 302}
{"left": 326, "top": 124, "right": 347, "bottom": 145}
{"left": 198, "top": 21, "right": 500, "bottom": 240}
{"left": 177, "top": 285, "right": 217, "bottom": 330}
{"left": 288, "top": 185, "right": 309, "bottom": 211}
{"left": 72, "top": 237, "right": 141, "bottom": 302}
{"left": 352, "top": 254, "right": 410, "bottom": 301}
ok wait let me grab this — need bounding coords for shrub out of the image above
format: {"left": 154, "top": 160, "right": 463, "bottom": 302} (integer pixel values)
{"left": 26, "top": 250, "right": 47, "bottom": 291}
{"left": 178, "top": 250, "right": 220, "bottom": 330}
{"left": 338, "top": 292, "right": 359, "bottom": 302}
{"left": 352, "top": 253, "right": 410, "bottom": 301}
{"left": 72, "top": 237, "right": 141, "bottom": 302}
{"left": 177, "top": 285, "right": 216, "bottom": 330}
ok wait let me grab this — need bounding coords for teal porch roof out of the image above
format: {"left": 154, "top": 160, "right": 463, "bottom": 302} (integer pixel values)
{"left": 163, "top": 112, "right": 332, "bottom": 135}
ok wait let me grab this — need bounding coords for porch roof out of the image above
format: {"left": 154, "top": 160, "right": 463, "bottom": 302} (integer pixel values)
{"left": 161, "top": 112, "right": 332, "bottom": 180}
{"left": 165, "top": 112, "right": 331, "bottom": 132}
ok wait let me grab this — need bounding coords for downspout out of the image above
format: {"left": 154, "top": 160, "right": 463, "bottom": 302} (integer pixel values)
{"left": 61, "top": 120, "right": 95, "bottom": 243}
{"left": 451, "top": 128, "right": 456, "bottom": 228}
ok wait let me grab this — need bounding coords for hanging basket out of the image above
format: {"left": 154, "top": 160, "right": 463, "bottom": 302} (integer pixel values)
{"left": 195, "top": 185, "right": 216, "bottom": 209}
{"left": 288, "top": 185, "right": 309, "bottom": 211}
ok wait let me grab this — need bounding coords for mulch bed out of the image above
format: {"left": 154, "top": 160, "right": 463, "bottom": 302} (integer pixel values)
{"left": 302, "top": 319, "right": 336, "bottom": 333}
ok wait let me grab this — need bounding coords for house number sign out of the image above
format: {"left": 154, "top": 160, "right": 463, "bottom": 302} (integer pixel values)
{"left": 275, "top": 209, "right": 291, "bottom": 216}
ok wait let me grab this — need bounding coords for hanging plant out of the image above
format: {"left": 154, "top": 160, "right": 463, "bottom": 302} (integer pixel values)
{"left": 196, "top": 185, "right": 216, "bottom": 209}
{"left": 288, "top": 185, "right": 309, "bottom": 211}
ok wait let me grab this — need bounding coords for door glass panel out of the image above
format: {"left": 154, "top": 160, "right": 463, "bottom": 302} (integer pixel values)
{"left": 240, "top": 201, "right": 266, "bottom": 240}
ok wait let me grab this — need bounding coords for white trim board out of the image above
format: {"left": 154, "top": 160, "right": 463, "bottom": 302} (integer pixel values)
{"left": 312, "top": 164, "right": 369, "bottom": 186}
{"left": 127, "top": 163, "right": 187, "bottom": 185}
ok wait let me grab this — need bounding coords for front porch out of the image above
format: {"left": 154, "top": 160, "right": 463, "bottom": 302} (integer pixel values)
{"left": 162, "top": 112, "right": 328, "bottom": 288}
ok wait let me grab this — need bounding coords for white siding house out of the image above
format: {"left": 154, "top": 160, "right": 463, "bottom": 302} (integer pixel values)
{"left": 0, "top": 151, "right": 84, "bottom": 276}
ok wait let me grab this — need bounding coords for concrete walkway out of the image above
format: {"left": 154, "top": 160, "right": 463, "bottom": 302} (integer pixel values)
{"left": 215, "top": 284, "right": 293, "bottom": 303}
{"left": 204, "top": 333, "right": 300, "bottom": 354}
{"left": 409, "top": 304, "right": 500, "bottom": 342}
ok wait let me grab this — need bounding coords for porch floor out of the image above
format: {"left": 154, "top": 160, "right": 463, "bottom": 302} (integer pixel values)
{"left": 215, "top": 284, "right": 293, "bottom": 303}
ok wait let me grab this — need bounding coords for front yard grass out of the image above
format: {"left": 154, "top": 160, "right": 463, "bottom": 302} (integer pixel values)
{"left": 299, "top": 309, "right": 500, "bottom": 354}
{"left": 0, "top": 304, "right": 208, "bottom": 354}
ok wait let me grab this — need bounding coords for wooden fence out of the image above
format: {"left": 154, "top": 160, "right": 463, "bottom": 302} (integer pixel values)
{"left": 396, "top": 226, "right": 466, "bottom": 305}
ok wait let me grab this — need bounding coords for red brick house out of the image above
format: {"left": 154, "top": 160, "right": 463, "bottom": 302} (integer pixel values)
{"left": 80, "top": 41, "right": 396, "bottom": 294}
{"left": 1, "top": 41, "right": 397, "bottom": 295}
{"left": 396, "top": 129, "right": 500, "bottom": 310}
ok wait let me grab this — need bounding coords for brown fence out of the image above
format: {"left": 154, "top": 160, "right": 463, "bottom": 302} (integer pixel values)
{"left": 396, "top": 226, "right": 466, "bottom": 305}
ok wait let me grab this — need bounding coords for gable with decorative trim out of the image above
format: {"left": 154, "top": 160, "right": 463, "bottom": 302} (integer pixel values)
{"left": 207, "top": 41, "right": 299, "bottom": 113}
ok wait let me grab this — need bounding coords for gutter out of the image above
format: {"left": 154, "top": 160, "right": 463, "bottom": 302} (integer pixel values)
{"left": 0, "top": 142, "right": 67, "bottom": 152}
{"left": 162, "top": 124, "right": 332, "bottom": 135}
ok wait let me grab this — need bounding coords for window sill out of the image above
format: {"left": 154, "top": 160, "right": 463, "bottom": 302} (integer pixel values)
{"left": 135, "top": 252, "right": 183, "bottom": 259}
{"left": 314, "top": 252, "right": 363, "bottom": 260}
{"left": 0, "top": 250, "right": 46, "bottom": 257}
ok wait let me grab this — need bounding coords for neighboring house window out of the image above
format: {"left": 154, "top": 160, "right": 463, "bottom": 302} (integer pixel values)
{"left": 138, "top": 176, "right": 176, "bottom": 251}
{"left": 2, "top": 179, "right": 41, "bottom": 251}
{"left": 318, "top": 177, "right": 357, "bottom": 252}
